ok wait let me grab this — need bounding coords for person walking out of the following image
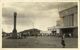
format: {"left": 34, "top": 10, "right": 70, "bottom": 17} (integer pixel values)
{"left": 61, "top": 34, "right": 66, "bottom": 48}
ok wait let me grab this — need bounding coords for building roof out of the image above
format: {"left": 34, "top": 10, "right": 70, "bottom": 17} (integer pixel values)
{"left": 19, "top": 28, "right": 41, "bottom": 33}
{"left": 56, "top": 26, "right": 78, "bottom": 29}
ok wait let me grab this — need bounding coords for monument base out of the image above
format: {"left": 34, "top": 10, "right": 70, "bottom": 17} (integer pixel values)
{"left": 12, "top": 29, "right": 17, "bottom": 39}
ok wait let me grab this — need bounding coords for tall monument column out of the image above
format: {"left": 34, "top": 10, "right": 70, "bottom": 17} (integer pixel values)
{"left": 12, "top": 12, "right": 17, "bottom": 39}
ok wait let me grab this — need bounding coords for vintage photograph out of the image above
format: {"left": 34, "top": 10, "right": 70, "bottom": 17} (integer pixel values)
{"left": 2, "top": 2, "right": 78, "bottom": 48}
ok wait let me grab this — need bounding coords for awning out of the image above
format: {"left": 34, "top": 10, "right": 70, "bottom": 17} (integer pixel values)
{"left": 55, "top": 26, "right": 78, "bottom": 29}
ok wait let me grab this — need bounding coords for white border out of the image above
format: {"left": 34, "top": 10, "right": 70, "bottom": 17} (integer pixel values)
{"left": 0, "top": 0, "right": 79, "bottom": 50}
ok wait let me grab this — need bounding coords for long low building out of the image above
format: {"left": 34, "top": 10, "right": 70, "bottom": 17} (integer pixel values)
{"left": 18, "top": 28, "right": 41, "bottom": 36}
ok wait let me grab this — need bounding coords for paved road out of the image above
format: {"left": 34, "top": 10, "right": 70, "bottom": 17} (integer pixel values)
{"left": 2, "top": 36, "right": 78, "bottom": 48}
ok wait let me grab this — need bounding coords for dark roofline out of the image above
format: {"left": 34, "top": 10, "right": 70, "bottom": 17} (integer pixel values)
{"left": 18, "top": 28, "right": 41, "bottom": 33}
{"left": 59, "top": 5, "right": 78, "bottom": 13}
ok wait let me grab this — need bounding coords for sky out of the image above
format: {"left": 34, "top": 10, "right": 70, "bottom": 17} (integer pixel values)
{"left": 2, "top": 2, "right": 77, "bottom": 33}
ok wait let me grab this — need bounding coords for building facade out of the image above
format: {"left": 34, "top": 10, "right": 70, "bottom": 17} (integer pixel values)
{"left": 59, "top": 6, "right": 78, "bottom": 37}
{"left": 19, "top": 28, "right": 40, "bottom": 36}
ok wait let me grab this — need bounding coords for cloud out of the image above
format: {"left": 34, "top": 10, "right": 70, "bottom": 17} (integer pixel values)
{"left": 2, "top": 2, "right": 77, "bottom": 32}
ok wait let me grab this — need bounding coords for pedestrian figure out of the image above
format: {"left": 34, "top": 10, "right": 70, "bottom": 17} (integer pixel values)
{"left": 61, "top": 34, "right": 66, "bottom": 48}
{"left": 61, "top": 39, "right": 65, "bottom": 48}
{"left": 69, "top": 33, "right": 71, "bottom": 37}
{"left": 63, "top": 34, "right": 65, "bottom": 38}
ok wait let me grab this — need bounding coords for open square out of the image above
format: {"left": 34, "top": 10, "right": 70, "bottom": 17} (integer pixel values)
{"left": 2, "top": 36, "right": 78, "bottom": 48}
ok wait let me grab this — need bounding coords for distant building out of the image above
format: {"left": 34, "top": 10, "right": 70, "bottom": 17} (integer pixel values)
{"left": 19, "top": 28, "right": 41, "bottom": 36}
{"left": 2, "top": 31, "right": 7, "bottom": 37}
{"left": 40, "top": 30, "right": 52, "bottom": 36}
{"left": 2, "top": 31, "right": 12, "bottom": 37}
{"left": 58, "top": 6, "right": 78, "bottom": 37}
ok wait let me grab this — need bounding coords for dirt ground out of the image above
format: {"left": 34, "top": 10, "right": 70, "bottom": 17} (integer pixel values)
{"left": 2, "top": 36, "right": 78, "bottom": 48}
